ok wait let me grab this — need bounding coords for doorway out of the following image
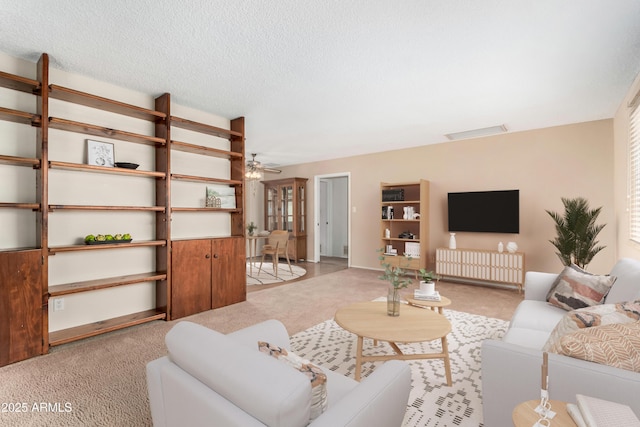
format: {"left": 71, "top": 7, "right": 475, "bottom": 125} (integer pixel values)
{"left": 314, "top": 173, "right": 350, "bottom": 266}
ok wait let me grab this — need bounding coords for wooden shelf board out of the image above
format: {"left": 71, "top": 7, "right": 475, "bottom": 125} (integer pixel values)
{"left": 49, "top": 271, "right": 167, "bottom": 297}
{"left": 0, "top": 107, "right": 41, "bottom": 126}
{"left": 171, "top": 207, "right": 241, "bottom": 213}
{"left": 49, "top": 309, "right": 166, "bottom": 347}
{"left": 49, "top": 85, "right": 166, "bottom": 122}
{"left": 171, "top": 173, "right": 242, "bottom": 185}
{"left": 48, "top": 240, "right": 167, "bottom": 254}
{"left": 0, "top": 202, "right": 40, "bottom": 210}
{"left": 0, "top": 154, "right": 40, "bottom": 167}
{"left": 48, "top": 204, "right": 165, "bottom": 212}
{"left": 171, "top": 140, "right": 243, "bottom": 159}
{"left": 170, "top": 116, "right": 243, "bottom": 139}
{"left": 49, "top": 160, "right": 166, "bottom": 178}
{"left": 380, "top": 200, "right": 420, "bottom": 204}
{"left": 48, "top": 117, "right": 165, "bottom": 146}
{"left": 0, "top": 246, "right": 41, "bottom": 253}
{"left": 0, "top": 71, "right": 40, "bottom": 93}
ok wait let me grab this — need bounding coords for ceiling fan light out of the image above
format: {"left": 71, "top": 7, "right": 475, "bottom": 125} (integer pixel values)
{"left": 245, "top": 169, "right": 263, "bottom": 180}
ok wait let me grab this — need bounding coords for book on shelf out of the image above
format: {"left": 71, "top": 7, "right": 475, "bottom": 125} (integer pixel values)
{"left": 413, "top": 290, "right": 441, "bottom": 301}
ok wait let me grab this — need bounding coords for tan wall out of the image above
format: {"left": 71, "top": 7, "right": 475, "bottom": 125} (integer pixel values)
{"left": 255, "top": 120, "right": 617, "bottom": 274}
{"left": 614, "top": 71, "right": 640, "bottom": 260}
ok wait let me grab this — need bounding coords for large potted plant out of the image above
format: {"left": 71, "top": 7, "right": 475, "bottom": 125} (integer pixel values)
{"left": 378, "top": 250, "right": 412, "bottom": 316}
{"left": 546, "top": 197, "right": 606, "bottom": 269}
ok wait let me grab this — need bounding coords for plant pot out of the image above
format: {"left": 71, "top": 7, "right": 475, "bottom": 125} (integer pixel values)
{"left": 419, "top": 280, "right": 435, "bottom": 294}
{"left": 387, "top": 285, "right": 401, "bottom": 317}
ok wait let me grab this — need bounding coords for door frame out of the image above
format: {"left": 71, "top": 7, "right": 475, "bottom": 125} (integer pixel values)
{"left": 313, "top": 172, "right": 351, "bottom": 265}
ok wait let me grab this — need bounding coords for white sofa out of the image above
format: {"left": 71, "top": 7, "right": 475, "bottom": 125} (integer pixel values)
{"left": 146, "top": 319, "right": 412, "bottom": 427}
{"left": 482, "top": 258, "right": 640, "bottom": 426}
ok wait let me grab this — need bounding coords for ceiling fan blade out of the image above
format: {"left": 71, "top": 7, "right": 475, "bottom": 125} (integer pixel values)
{"left": 263, "top": 167, "right": 282, "bottom": 174}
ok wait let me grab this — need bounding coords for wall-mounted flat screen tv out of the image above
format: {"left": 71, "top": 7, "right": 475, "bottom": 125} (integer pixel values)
{"left": 447, "top": 190, "right": 519, "bottom": 233}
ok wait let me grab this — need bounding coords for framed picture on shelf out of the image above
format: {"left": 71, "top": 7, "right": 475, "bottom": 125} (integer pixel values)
{"left": 87, "top": 139, "right": 115, "bottom": 167}
{"left": 206, "top": 186, "right": 236, "bottom": 208}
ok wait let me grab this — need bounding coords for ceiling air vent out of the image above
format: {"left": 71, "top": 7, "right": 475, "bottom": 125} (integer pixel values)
{"left": 445, "top": 124, "right": 508, "bottom": 141}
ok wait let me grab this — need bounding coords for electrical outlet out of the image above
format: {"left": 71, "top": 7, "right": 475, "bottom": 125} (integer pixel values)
{"left": 53, "top": 298, "right": 64, "bottom": 312}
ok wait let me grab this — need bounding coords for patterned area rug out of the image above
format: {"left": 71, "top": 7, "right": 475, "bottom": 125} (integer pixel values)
{"left": 289, "top": 308, "right": 508, "bottom": 427}
{"left": 246, "top": 261, "right": 306, "bottom": 285}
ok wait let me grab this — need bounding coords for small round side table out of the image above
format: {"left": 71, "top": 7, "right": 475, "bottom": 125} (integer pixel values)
{"left": 405, "top": 295, "right": 452, "bottom": 314}
{"left": 512, "top": 400, "right": 577, "bottom": 427}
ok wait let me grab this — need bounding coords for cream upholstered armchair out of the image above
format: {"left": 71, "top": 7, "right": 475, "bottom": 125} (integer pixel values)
{"left": 258, "top": 230, "right": 292, "bottom": 278}
{"left": 147, "top": 320, "right": 412, "bottom": 427}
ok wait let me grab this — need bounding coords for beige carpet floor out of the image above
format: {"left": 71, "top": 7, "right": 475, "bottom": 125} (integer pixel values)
{"left": 0, "top": 268, "right": 522, "bottom": 426}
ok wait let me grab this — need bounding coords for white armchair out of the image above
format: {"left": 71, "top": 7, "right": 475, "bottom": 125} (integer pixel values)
{"left": 147, "top": 320, "right": 411, "bottom": 427}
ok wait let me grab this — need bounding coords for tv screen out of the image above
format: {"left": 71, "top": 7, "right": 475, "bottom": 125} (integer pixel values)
{"left": 447, "top": 190, "right": 519, "bottom": 233}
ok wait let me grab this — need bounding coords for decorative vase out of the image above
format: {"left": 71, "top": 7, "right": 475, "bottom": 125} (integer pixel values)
{"left": 387, "top": 285, "right": 401, "bottom": 317}
{"left": 498, "top": 241, "right": 504, "bottom": 253}
{"left": 449, "top": 233, "right": 457, "bottom": 250}
{"left": 403, "top": 207, "right": 409, "bottom": 220}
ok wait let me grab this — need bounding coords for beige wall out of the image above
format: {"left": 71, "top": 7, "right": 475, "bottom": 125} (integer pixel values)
{"left": 256, "top": 120, "right": 617, "bottom": 274}
{"left": 614, "top": 71, "right": 640, "bottom": 261}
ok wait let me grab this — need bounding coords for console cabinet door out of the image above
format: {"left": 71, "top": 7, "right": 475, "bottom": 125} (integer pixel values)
{"left": 171, "top": 239, "right": 212, "bottom": 319}
{"left": 0, "top": 250, "right": 42, "bottom": 366}
{"left": 211, "top": 237, "right": 246, "bottom": 309}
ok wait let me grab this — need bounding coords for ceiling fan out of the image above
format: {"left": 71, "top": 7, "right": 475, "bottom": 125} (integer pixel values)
{"left": 245, "top": 153, "right": 281, "bottom": 180}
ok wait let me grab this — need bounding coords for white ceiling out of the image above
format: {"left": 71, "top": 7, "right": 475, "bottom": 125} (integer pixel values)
{"left": 2, "top": 1, "right": 640, "bottom": 167}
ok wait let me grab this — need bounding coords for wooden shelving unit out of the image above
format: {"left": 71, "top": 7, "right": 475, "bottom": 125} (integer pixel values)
{"left": 159, "top": 98, "right": 246, "bottom": 320}
{"left": 0, "top": 63, "right": 46, "bottom": 366}
{"left": 0, "top": 52, "right": 246, "bottom": 364}
{"left": 380, "top": 180, "right": 430, "bottom": 273}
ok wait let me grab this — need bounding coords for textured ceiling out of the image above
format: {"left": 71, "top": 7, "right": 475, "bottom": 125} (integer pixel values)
{"left": 1, "top": 1, "right": 640, "bottom": 167}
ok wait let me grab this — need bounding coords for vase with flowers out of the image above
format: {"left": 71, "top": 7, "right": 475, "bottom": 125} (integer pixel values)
{"left": 378, "top": 250, "right": 412, "bottom": 316}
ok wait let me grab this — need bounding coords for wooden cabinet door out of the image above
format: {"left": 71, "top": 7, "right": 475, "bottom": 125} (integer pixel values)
{"left": 0, "top": 250, "right": 42, "bottom": 366}
{"left": 211, "top": 237, "right": 246, "bottom": 309}
{"left": 171, "top": 239, "right": 212, "bottom": 319}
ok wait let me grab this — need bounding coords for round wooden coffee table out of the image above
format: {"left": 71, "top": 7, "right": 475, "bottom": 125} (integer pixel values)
{"left": 334, "top": 301, "right": 452, "bottom": 384}
{"left": 405, "top": 294, "right": 452, "bottom": 314}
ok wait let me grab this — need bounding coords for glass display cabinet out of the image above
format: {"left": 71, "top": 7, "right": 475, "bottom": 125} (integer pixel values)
{"left": 262, "top": 177, "right": 308, "bottom": 261}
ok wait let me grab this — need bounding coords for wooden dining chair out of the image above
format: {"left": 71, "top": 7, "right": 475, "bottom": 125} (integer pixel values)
{"left": 258, "top": 230, "right": 293, "bottom": 278}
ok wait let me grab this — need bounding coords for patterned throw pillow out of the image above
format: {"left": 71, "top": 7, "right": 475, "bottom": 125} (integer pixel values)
{"left": 543, "top": 300, "right": 640, "bottom": 353}
{"left": 546, "top": 264, "right": 616, "bottom": 311}
{"left": 558, "top": 321, "right": 640, "bottom": 373}
{"left": 258, "top": 341, "right": 328, "bottom": 421}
